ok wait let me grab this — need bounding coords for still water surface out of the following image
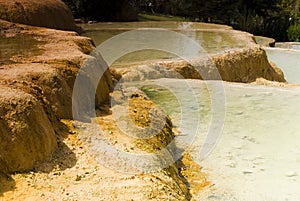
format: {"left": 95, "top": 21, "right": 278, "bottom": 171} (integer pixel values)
{"left": 82, "top": 22, "right": 248, "bottom": 65}
{"left": 142, "top": 78, "right": 300, "bottom": 201}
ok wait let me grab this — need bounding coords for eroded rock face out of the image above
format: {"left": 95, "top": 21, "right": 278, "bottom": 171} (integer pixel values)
{"left": 0, "top": 20, "right": 113, "bottom": 172}
{"left": 114, "top": 47, "right": 286, "bottom": 83}
{"left": 77, "top": 88, "right": 190, "bottom": 200}
{"left": 0, "top": 0, "right": 77, "bottom": 31}
{"left": 211, "top": 47, "right": 286, "bottom": 82}
{"left": 0, "top": 87, "right": 57, "bottom": 173}
{"left": 0, "top": 64, "right": 73, "bottom": 122}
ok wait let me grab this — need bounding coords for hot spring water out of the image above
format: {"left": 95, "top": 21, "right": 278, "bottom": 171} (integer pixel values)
{"left": 142, "top": 78, "right": 300, "bottom": 200}
{"left": 82, "top": 22, "right": 300, "bottom": 200}
{"left": 82, "top": 22, "right": 249, "bottom": 65}
{"left": 265, "top": 47, "right": 300, "bottom": 84}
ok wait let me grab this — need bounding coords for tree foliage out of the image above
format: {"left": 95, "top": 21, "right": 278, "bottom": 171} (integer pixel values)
{"left": 62, "top": 0, "right": 138, "bottom": 21}
{"left": 63, "top": 0, "right": 300, "bottom": 41}
{"left": 288, "top": 22, "right": 300, "bottom": 41}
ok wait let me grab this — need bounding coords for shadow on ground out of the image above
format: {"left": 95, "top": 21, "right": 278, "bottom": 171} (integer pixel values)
{"left": 33, "top": 123, "right": 78, "bottom": 173}
{"left": 0, "top": 173, "right": 16, "bottom": 197}
{"left": 0, "top": 122, "right": 77, "bottom": 197}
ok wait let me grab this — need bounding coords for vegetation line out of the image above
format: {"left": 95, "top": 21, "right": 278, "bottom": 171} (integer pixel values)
{"left": 63, "top": 0, "right": 300, "bottom": 41}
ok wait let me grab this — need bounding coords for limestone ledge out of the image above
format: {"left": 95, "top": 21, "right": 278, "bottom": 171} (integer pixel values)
{"left": 111, "top": 46, "right": 285, "bottom": 83}
{"left": 0, "top": 20, "right": 199, "bottom": 201}
{"left": 0, "top": 20, "right": 112, "bottom": 173}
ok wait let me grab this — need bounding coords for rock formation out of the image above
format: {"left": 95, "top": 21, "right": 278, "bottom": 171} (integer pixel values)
{"left": 74, "top": 88, "right": 191, "bottom": 200}
{"left": 0, "top": 13, "right": 288, "bottom": 200}
{"left": 112, "top": 47, "right": 286, "bottom": 83}
{"left": 0, "top": 19, "right": 112, "bottom": 172}
{"left": 0, "top": 0, "right": 77, "bottom": 31}
{"left": 0, "top": 87, "right": 57, "bottom": 173}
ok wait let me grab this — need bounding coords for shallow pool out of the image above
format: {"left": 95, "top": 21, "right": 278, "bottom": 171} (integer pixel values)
{"left": 265, "top": 47, "right": 300, "bottom": 84}
{"left": 275, "top": 42, "right": 300, "bottom": 50}
{"left": 81, "top": 22, "right": 300, "bottom": 200}
{"left": 80, "top": 21, "right": 232, "bottom": 30}
{"left": 141, "top": 78, "right": 300, "bottom": 201}
{"left": 82, "top": 22, "right": 249, "bottom": 65}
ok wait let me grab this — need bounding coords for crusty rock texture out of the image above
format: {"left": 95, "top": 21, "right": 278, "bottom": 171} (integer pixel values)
{"left": 0, "top": 87, "right": 57, "bottom": 173}
{"left": 0, "top": 19, "right": 112, "bottom": 173}
{"left": 210, "top": 47, "right": 285, "bottom": 82}
{"left": 0, "top": 0, "right": 77, "bottom": 31}
{"left": 0, "top": 90, "right": 208, "bottom": 200}
{"left": 112, "top": 46, "right": 286, "bottom": 83}
{"left": 73, "top": 89, "right": 191, "bottom": 200}
{"left": 0, "top": 19, "right": 209, "bottom": 200}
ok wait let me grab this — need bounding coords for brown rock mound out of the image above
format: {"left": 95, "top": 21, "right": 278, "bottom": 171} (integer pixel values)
{"left": 0, "top": 64, "right": 73, "bottom": 122}
{"left": 77, "top": 89, "right": 191, "bottom": 200}
{"left": 211, "top": 47, "right": 286, "bottom": 82}
{"left": 0, "top": 20, "right": 113, "bottom": 173}
{"left": 114, "top": 47, "right": 286, "bottom": 83}
{"left": 0, "top": 0, "right": 77, "bottom": 31}
{"left": 0, "top": 87, "right": 57, "bottom": 173}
